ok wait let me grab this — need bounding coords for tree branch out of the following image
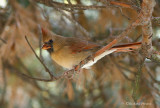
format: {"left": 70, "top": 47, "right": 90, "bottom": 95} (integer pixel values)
{"left": 51, "top": 4, "right": 92, "bottom": 39}
{"left": 0, "top": 37, "right": 7, "bottom": 44}
{"left": 0, "top": 58, "right": 7, "bottom": 105}
{"left": 25, "top": 36, "right": 59, "bottom": 81}
{"left": 131, "top": 0, "right": 156, "bottom": 105}
{"left": 140, "top": 0, "right": 156, "bottom": 57}
{"left": 132, "top": 57, "right": 145, "bottom": 104}
{"left": 149, "top": 54, "right": 160, "bottom": 65}
{"left": 33, "top": 0, "right": 137, "bottom": 11}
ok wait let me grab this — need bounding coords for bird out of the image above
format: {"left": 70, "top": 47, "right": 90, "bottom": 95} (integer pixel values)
{"left": 41, "top": 28, "right": 141, "bottom": 69}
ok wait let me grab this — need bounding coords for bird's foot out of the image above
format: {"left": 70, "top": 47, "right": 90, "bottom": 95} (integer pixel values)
{"left": 87, "top": 54, "right": 95, "bottom": 62}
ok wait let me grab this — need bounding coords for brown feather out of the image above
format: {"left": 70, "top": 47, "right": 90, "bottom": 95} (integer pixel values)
{"left": 66, "top": 38, "right": 100, "bottom": 54}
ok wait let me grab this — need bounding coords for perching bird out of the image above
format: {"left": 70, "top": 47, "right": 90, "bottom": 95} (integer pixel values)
{"left": 41, "top": 28, "right": 141, "bottom": 69}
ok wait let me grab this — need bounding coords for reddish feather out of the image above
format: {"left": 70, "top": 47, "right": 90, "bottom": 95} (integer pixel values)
{"left": 69, "top": 41, "right": 100, "bottom": 54}
{"left": 41, "top": 27, "right": 48, "bottom": 36}
{"left": 70, "top": 41, "right": 141, "bottom": 54}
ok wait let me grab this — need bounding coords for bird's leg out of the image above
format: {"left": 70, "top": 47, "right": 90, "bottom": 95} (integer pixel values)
{"left": 88, "top": 54, "right": 95, "bottom": 62}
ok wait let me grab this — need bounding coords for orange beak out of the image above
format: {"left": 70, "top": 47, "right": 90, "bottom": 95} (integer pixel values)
{"left": 41, "top": 44, "right": 52, "bottom": 50}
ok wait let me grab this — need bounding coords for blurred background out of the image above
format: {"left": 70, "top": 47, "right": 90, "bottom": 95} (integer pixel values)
{"left": 0, "top": 0, "right": 160, "bottom": 108}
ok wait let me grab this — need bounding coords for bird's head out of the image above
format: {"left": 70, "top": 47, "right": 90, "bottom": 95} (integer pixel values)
{"left": 41, "top": 27, "right": 54, "bottom": 53}
{"left": 41, "top": 27, "right": 65, "bottom": 53}
{"left": 42, "top": 39, "right": 54, "bottom": 53}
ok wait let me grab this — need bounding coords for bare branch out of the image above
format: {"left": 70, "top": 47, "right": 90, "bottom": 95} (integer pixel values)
{"left": 52, "top": 3, "right": 92, "bottom": 39}
{"left": 132, "top": 57, "right": 145, "bottom": 104}
{"left": 0, "top": 37, "right": 7, "bottom": 44}
{"left": 140, "top": 0, "right": 156, "bottom": 57}
{"left": 112, "top": 59, "right": 134, "bottom": 81}
{"left": 38, "top": 24, "right": 43, "bottom": 61}
{"left": 33, "top": 0, "right": 137, "bottom": 11}
{"left": 109, "top": 1, "right": 137, "bottom": 9}
{"left": 135, "top": 0, "right": 141, "bottom": 8}
{"left": 131, "top": 0, "right": 156, "bottom": 105}
{"left": 152, "top": 17, "right": 160, "bottom": 20}
{"left": 25, "top": 36, "right": 58, "bottom": 81}
{"left": 146, "top": 67, "right": 160, "bottom": 84}
{"left": 149, "top": 54, "right": 160, "bottom": 65}
{"left": 0, "top": 58, "right": 7, "bottom": 105}
{"left": 4, "top": 58, "right": 61, "bottom": 83}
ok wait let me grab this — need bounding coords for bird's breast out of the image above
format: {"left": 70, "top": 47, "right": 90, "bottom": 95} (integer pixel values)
{"left": 51, "top": 46, "right": 92, "bottom": 69}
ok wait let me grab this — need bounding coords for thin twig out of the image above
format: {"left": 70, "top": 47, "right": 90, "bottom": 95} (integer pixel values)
{"left": 52, "top": 3, "right": 92, "bottom": 39}
{"left": 15, "top": 56, "right": 44, "bottom": 89}
{"left": 34, "top": 0, "right": 137, "bottom": 11}
{"left": 117, "top": 63, "right": 136, "bottom": 75}
{"left": 131, "top": 0, "right": 156, "bottom": 105}
{"left": 152, "top": 17, "right": 160, "bottom": 20}
{"left": 119, "top": 7, "right": 131, "bottom": 20}
{"left": 143, "top": 79, "right": 159, "bottom": 107}
{"left": 38, "top": 24, "right": 43, "bottom": 61}
{"left": 0, "top": 37, "right": 7, "bottom": 44}
{"left": 25, "top": 36, "right": 58, "bottom": 80}
{"left": 112, "top": 59, "right": 134, "bottom": 81}
{"left": 141, "top": 0, "right": 156, "bottom": 58}
{"left": 0, "top": 58, "right": 7, "bottom": 105}
{"left": 146, "top": 67, "right": 160, "bottom": 84}
{"left": 149, "top": 54, "right": 160, "bottom": 65}
{"left": 135, "top": 0, "right": 141, "bottom": 9}
{"left": 4, "top": 57, "right": 60, "bottom": 82}
{"left": 132, "top": 57, "right": 145, "bottom": 104}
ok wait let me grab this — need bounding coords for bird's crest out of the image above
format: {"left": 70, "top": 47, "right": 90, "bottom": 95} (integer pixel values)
{"left": 41, "top": 27, "right": 51, "bottom": 42}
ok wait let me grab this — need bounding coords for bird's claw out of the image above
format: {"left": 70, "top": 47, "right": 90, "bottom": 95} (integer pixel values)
{"left": 88, "top": 54, "right": 94, "bottom": 62}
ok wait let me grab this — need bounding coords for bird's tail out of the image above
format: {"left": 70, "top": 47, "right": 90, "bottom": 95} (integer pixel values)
{"left": 82, "top": 42, "right": 141, "bottom": 69}
{"left": 110, "top": 42, "right": 141, "bottom": 52}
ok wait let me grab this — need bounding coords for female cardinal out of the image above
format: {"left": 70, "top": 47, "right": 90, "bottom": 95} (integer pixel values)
{"left": 41, "top": 28, "right": 141, "bottom": 69}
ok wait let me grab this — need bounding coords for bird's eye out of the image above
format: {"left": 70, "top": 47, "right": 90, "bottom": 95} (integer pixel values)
{"left": 49, "top": 39, "right": 53, "bottom": 43}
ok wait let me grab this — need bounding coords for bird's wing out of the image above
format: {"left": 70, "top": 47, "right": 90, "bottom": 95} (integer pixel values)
{"left": 67, "top": 38, "right": 100, "bottom": 54}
